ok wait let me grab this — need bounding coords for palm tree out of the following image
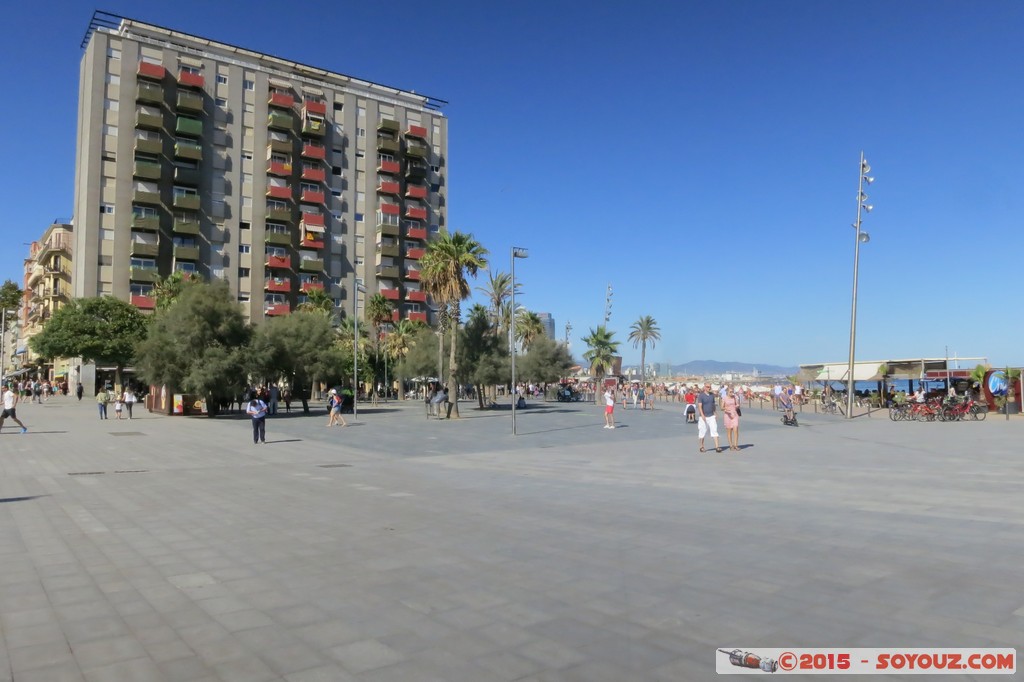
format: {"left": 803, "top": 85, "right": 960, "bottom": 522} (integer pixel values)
{"left": 384, "top": 318, "right": 424, "bottom": 400}
{"left": 420, "top": 231, "right": 489, "bottom": 418}
{"left": 582, "top": 325, "right": 620, "bottom": 403}
{"left": 516, "top": 310, "right": 546, "bottom": 352}
{"left": 365, "top": 294, "right": 394, "bottom": 401}
{"left": 628, "top": 315, "right": 661, "bottom": 384}
{"left": 476, "top": 271, "right": 517, "bottom": 332}
{"left": 297, "top": 288, "right": 334, "bottom": 318}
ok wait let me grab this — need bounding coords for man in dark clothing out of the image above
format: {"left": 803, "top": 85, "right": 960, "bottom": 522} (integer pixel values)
{"left": 697, "top": 383, "right": 721, "bottom": 453}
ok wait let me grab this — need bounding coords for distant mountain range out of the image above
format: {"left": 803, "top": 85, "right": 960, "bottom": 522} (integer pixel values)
{"left": 666, "top": 360, "right": 799, "bottom": 376}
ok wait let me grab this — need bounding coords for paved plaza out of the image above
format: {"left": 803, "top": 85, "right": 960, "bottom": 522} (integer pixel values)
{"left": 0, "top": 394, "right": 1020, "bottom": 681}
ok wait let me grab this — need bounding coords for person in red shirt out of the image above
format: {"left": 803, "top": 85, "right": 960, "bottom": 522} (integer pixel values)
{"left": 683, "top": 386, "right": 697, "bottom": 423}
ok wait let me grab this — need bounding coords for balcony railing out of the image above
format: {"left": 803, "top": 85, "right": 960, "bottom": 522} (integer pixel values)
{"left": 173, "top": 245, "right": 201, "bottom": 261}
{"left": 265, "top": 278, "right": 291, "bottom": 293}
{"left": 132, "top": 215, "right": 161, "bottom": 231}
{"left": 133, "top": 189, "right": 162, "bottom": 206}
{"left": 174, "top": 141, "right": 202, "bottom": 161}
{"left": 134, "top": 137, "right": 163, "bottom": 155}
{"left": 301, "top": 144, "right": 326, "bottom": 160}
{"left": 130, "top": 267, "right": 161, "bottom": 283}
{"left": 406, "top": 247, "right": 425, "bottom": 259}
{"left": 268, "top": 111, "right": 293, "bottom": 130}
{"left": 266, "top": 207, "right": 292, "bottom": 222}
{"left": 267, "top": 161, "right": 293, "bottom": 177}
{"left": 137, "top": 62, "right": 166, "bottom": 81}
{"left": 405, "top": 144, "right": 429, "bottom": 160}
{"left": 264, "top": 303, "right": 290, "bottom": 317}
{"left": 378, "top": 159, "right": 401, "bottom": 174}
{"left": 173, "top": 194, "right": 200, "bottom": 211}
{"left": 405, "top": 184, "right": 428, "bottom": 200}
{"left": 131, "top": 294, "right": 156, "bottom": 310}
{"left": 175, "top": 117, "right": 203, "bottom": 138}
{"left": 376, "top": 222, "right": 400, "bottom": 237}
{"left": 172, "top": 217, "right": 201, "bottom": 235}
{"left": 268, "top": 138, "right": 293, "bottom": 155}
{"left": 303, "top": 100, "right": 327, "bottom": 117}
{"left": 302, "top": 119, "right": 326, "bottom": 137}
{"left": 176, "top": 90, "right": 203, "bottom": 113}
{"left": 133, "top": 160, "right": 162, "bottom": 180}
{"left": 266, "top": 185, "right": 292, "bottom": 201}
{"left": 377, "top": 137, "right": 400, "bottom": 155}
{"left": 299, "top": 258, "right": 324, "bottom": 272}
{"left": 177, "top": 70, "right": 205, "bottom": 89}
{"left": 377, "top": 119, "right": 400, "bottom": 134}
{"left": 408, "top": 311, "right": 428, "bottom": 323}
{"left": 136, "top": 81, "right": 164, "bottom": 104}
{"left": 407, "top": 226, "right": 428, "bottom": 240}
{"left": 266, "top": 254, "right": 292, "bottom": 269}
{"left": 268, "top": 92, "right": 295, "bottom": 109}
{"left": 404, "top": 269, "right": 421, "bottom": 281}
{"left": 300, "top": 235, "right": 324, "bottom": 249}
{"left": 407, "top": 290, "right": 427, "bottom": 303}
{"left": 301, "top": 166, "right": 325, "bottom": 183}
{"left": 173, "top": 166, "right": 202, "bottom": 186}
{"left": 265, "top": 232, "right": 292, "bottom": 247}
{"left": 380, "top": 288, "right": 400, "bottom": 300}
{"left": 130, "top": 241, "right": 160, "bottom": 258}
{"left": 135, "top": 110, "right": 164, "bottom": 130}
{"left": 377, "top": 243, "right": 400, "bottom": 258}
{"left": 405, "top": 124, "right": 428, "bottom": 139}
{"left": 378, "top": 181, "right": 401, "bottom": 196}
{"left": 299, "top": 212, "right": 325, "bottom": 227}
{"left": 300, "top": 281, "right": 325, "bottom": 293}
{"left": 405, "top": 206, "right": 427, "bottom": 221}
{"left": 300, "top": 190, "right": 325, "bottom": 204}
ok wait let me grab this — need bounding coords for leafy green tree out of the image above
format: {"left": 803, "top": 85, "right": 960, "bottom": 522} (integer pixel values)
{"left": 475, "top": 271, "right": 518, "bottom": 333}
{"left": 249, "top": 311, "right": 347, "bottom": 413}
{"left": 396, "top": 326, "right": 447, "bottom": 385}
{"left": 457, "top": 304, "right": 508, "bottom": 408}
{"left": 516, "top": 310, "right": 546, "bottom": 352}
{"left": 420, "top": 231, "right": 489, "bottom": 418}
{"left": 298, "top": 287, "right": 334, "bottom": 318}
{"left": 29, "top": 296, "right": 148, "bottom": 388}
{"left": 365, "top": 293, "right": 394, "bottom": 400}
{"left": 517, "top": 335, "right": 574, "bottom": 387}
{"left": 628, "top": 315, "right": 661, "bottom": 384}
{"left": 0, "top": 280, "right": 22, "bottom": 334}
{"left": 383, "top": 318, "right": 425, "bottom": 400}
{"left": 134, "top": 281, "right": 251, "bottom": 416}
{"left": 582, "top": 325, "right": 620, "bottom": 403}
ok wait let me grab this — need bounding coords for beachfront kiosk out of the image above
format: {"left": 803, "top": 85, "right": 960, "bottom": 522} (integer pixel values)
{"left": 797, "top": 357, "right": 990, "bottom": 403}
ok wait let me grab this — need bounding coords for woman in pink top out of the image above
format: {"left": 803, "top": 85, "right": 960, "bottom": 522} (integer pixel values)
{"left": 722, "top": 387, "right": 740, "bottom": 451}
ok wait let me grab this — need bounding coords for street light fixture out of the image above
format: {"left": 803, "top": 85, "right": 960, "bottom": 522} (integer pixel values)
{"left": 846, "top": 152, "right": 874, "bottom": 419}
{"left": 510, "top": 246, "right": 528, "bottom": 435}
{"left": 353, "top": 282, "right": 366, "bottom": 419}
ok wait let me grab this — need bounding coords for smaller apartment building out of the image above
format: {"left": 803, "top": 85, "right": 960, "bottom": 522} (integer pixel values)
{"left": 17, "top": 223, "right": 75, "bottom": 381}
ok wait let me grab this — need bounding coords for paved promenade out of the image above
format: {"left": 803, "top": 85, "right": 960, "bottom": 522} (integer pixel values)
{"left": 0, "top": 394, "right": 1020, "bottom": 681}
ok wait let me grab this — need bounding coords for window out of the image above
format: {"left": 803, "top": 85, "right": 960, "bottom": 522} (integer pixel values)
{"left": 173, "top": 186, "right": 198, "bottom": 198}
{"left": 238, "top": 295, "right": 250, "bottom": 303}
{"left": 242, "top": 152, "right": 253, "bottom": 161}
{"left": 356, "top": 192, "right": 365, "bottom": 203}
{"left": 355, "top": 212, "right": 363, "bottom": 222}
{"left": 355, "top": 151, "right": 365, "bottom": 158}
{"left": 98, "top": 255, "right": 113, "bottom": 266}
{"left": 333, "top": 147, "right": 343, "bottom": 155}
{"left": 431, "top": 165, "right": 440, "bottom": 173}
{"left": 130, "top": 284, "right": 153, "bottom": 296}
{"left": 101, "top": 229, "right": 114, "bottom": 241}
{"left": 332, "top": 212, "right": 343, "bottom": 221}
{"left": 332, "top": 166, "right": 342, "bottom": 176}
{"left": 105, "top": 99, "right": 119, "bottom": 111}
{"left": 176, "top": 262, "right": 198, "bottom": 274}
{"left": 355, "top": 257, "right": 364, "bottom": 266}
{"left": 331, "top": 190, "right": 342, "bottom": 198}
{"left": 429, "top": 224, "right": 440, "bottom": 233}
{"left": 100, "top": 204, "right": 115, "bottom": 214}
{"left": 238, "top": 267, "right": 250, "bottom": 277}
{"left": 107, "top": 47, "right": 121, "bottom": 59}
{"left": 239, "top": 245, "right": 251, "bottom": 254}
{"left": 217, "top": 74, "right": 228, "bottom": 84}
{"left": 240, "top": 221, "right": 250, "bottom": 230}
{"left": 215, "top": 97, "right": 227, "bottom": 108}
{"left": 333, "top": 102, "right": 343, "bottom": 112}
{"left": 357, "top": 106, "right": 366, "bottom": 118}
{"left": 243, "top": 79, "right": 255, "bottom": 91}
{"left": 242, "top": 173, "right": 253, "bottom": 185}
{"left": 241, "top": 197, "right": 252, "bottom": 208}
{"left": 431, "top": 183, "right": 440, "bottom": 192}
{"left": 106, "top": 74, "right": 120, "bottom": 85}
{"left": 357, "top": 128, "right": 366, "bottom": 138}
{"left": 180, "top": 65, "right": 201, "bottom": 75}
{"left": 103, "top": 124, "right": 118, "bottom": 136}
{"left": 130, "top": 257, "right": 157, "bottom": 269}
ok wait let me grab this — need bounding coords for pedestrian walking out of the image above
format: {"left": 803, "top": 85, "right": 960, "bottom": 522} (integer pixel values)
{"left": 122, "top": 387, "right": 137, "bottom": 419}
{"left": 246, "top": 395, "right": 268, "bottom": 444}
{"left": 113, "top": 392, "right": 125, "bottom": 419}
{"left": 96, "top": 386, "right": 111, "bottom": 420}
{"left": 268, "top": 384, "right": 280, "bottom": 415}
{"left": 603, "top": 385, "right": 616, "bottom": 429}
{"left": 723, "top": 386, "right": 741, "bottom": 451}
{"left": 326, "top": 389, "right": 347, "bottom": 427}
{"left": 0, "top": 383, "right": 28, "bottom": 434}
{"left": 697, "top": 382, "right": 721, "bottom": 453}
{"left": 76, "top": 382, "right": 84, "bottom": 401}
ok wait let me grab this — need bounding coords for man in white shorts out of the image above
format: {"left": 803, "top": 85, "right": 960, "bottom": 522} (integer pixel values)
{"left": 697, "top": 382, "right": 721, "bottom": 453}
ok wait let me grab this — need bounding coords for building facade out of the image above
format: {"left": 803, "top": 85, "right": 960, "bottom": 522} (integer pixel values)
{"left": 17, "top": 223, "right": 75, "bottom": 380}
{"left": 75, "top": 12, "right": 446, "bottom": 325}
{"left": 537, "top": 312, "right": 556, "bottom": 342}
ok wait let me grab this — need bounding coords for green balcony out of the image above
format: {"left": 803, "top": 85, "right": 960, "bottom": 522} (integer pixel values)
{"left": 133, "top": 189, "right": 162, "bottom": 206}
{"left": 377, "top": 137, "right": 400, "bottom": 155}
{"left": 405, "top": 145, "right": 429, "bottom": 160}
{"left": 130, "top": 267, "right": 161, "bottom": 283}
{"left": 377, "top": 243, "right": 400, "bottom": 258}
{"left": 175, "top": 117, "right": 203, "bottom": 137}
{"left": 176, "top": 90, "right": 203, "bottom": 113}
{"left": 299, "top": 258, "right": 324, "bottom": 272}
{"left": 377, "top": 118, "right": 400, "bottom": 134}
{"left": 302, "top": 119, "right": 326, "bottom": 137}
{"left": 132, "top": 214, "right": 160, "bottom": 231}
{"left": 173, "top": 245, "right": 201, "bottom": 261}
{"left": 173, "top": 194, "right": 200, "bottom": 211}
{"left": 265, "top": 232, "right": 292, "bottom": 247}
{"left": 173, "top": 217, "right": 201, "bottom": 235}
{"left": 130, "top": 241, "right": 160, "bottom": 258}
{"left": 268, "top": 138, "right": 293, "bottom": 155}
{"left": 133, "top": 160, "right": 162, "bottom": 180}
{"left": 134, "top": 137, "right": 163, "bottom": 155}
{"left": 136, "top": 81, "right": 164, "bottom": 104}
{"left": 173, "top": 166, "right": 201, "bottom": 186}
{"left": 266, "top": 207, "right": 292, "bottom": 222}
{"left": 268, "top": 111, "right": 293, "bottom": 130}
{"left": 375, "top": 265, "right": 400, "bottom": 279}
{"left": 174, "top": 141, "right": 202, "bottom": 161}
{"left": 376, "top": 223, "right": 400, "bottom": 237}
{"left": 135, "top": 111, "right": 163, "bottom": 130}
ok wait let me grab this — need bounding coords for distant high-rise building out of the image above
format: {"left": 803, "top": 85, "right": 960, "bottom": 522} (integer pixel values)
{"left": 74, "top": 11, "right": 446, "bottom": 326}
{"left": 537, "top": 312, "right": 556, "bottom": 340}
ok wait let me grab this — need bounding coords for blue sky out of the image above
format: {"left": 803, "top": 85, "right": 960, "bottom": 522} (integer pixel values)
{"left": 2, "top": 1, "right": 1022, "bottom": 368}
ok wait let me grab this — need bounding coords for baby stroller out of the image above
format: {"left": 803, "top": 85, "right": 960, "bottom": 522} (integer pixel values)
{"left": 683, "top": 403, "right": 697, "bottom": 423}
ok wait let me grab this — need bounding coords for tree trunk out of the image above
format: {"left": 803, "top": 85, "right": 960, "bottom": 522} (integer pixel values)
{"left": 477, "top": 383, "right": 485, "bottom": 409}
{"left": 448, "top": 324, "right": 460, "bottom": 418}
{"left": 640, "top": 343, "right": 647, "bottom": 385}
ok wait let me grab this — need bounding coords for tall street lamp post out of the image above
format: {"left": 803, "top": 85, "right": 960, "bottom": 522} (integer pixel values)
{"left": 353, "top": 282, "right": 366, "bottom": 419}
{"left": 511, "top": 247, "right": 528, "bottom": 435}
{"left": 846, "top": 152, "right": 874, "bottom": 419}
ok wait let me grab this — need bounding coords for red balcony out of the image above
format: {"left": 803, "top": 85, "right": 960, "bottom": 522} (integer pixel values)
{"left": 300, "top": 235, "right": 324, "bottom": 249}
{"left": 302, "top": 144, "right": 326, "bottom": 160}
{"left": 407, "top": 290, "right": 427, "bottom": 303}
{"left": 301, "top": 166, "right": 325, "bottom": 183}
{"left": 378, "top": 181, "right": 401, "bottom": 196}
{"left": 266, "top": 255, "right": 291, "bottom": 269}
{"left": 301, "top": 189, "right": 325, "bottom": 204}
{"left": 301, "top": 281, "right": 324, "bottom": 293}
{"left": 266, "top": 185, "right": 292, "bottom": 200}
{"left": 407, "top": 270, "right": 421, "bottom": 281}
{"left": 380, "top": 203, "right": 400, "bottom": 216}
{"left": 178, "top": 70, "right": 204, "bottom": 89}
{"left": 267, "top": 161, "right": 293, "bottom": 177}
{"left": 405, "top": 206, "right": 427, "bottom": 221}
{"left": 137, "top": 62, "right": 166, "bottom": 81}
{"left": 391, "top": 310, "right": 400, "bottom": 322}
{"left": 406, "top": 125, "right": 428, "bottom": 139}
{"left": 407, "top": 226, "right": 428, "bottom": 240}
{"left": 131, "top": 294, "right": 156, "bottom": 310}
{"left": 406, "top": 247, "right": 425, "bottom": 259}
{"left": 405, "top": 184, "right": 428, "bottom": 200}
{"left": 303, "top": 100, "right": 327, "bottom": 117}
{"left": 265, "top": 303, "right": 290, "bottom": 317}
{"left": 378, "top": 159, "right": 400, "bottom": 174}
{"left": 300, "top": 212, "right": 325, "bottom": 227}
{"left": 408, "top": 311, "right": 427, "bottom": 323}
{"left": 265, "top": 278, "right": 291, "bottom": 293}
{"left": 269, "top": 92, "right": 295, "bottom": 108}
{"left": 380, "top": 288, "right": 400, "bottom": 300}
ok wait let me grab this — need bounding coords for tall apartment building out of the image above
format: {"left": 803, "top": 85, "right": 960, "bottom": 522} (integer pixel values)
{"left": 75, "top": 12, "right": 446, "bottom": 324}
{"left": 537, "top": 312, "right": 556, "bottom": 342}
